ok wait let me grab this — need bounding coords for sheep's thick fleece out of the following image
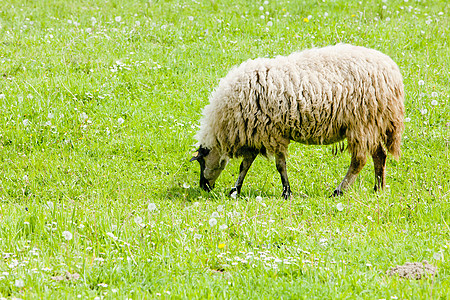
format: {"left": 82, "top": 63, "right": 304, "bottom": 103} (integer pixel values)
{"left": 195, "top": 44, "right": 404, "bottom": 160}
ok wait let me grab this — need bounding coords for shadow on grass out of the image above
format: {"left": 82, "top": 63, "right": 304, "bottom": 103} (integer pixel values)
{"left": 160, "top": 183, "right": 281, "bottom": 205}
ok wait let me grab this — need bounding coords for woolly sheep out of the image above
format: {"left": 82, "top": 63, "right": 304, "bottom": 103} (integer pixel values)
{"left": 190, "top": 44, "right": 404, "bottom": 198}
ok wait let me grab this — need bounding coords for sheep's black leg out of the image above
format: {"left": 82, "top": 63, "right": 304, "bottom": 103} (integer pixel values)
{"left": 229, "top": 152, "right": 258, "bottom": 196}
{"left": 371, "top": 144, "right": 387, "bottom": 192}
{"left": 332, "top": 153, "right": 367, "bottom": 197}
{"left": 275, "top": 153, "right": 291, "bottom": 199}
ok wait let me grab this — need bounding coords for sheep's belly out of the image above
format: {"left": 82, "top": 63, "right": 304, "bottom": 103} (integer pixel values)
{"left": 289, "top": 128, "right": 346, "bottom": 146}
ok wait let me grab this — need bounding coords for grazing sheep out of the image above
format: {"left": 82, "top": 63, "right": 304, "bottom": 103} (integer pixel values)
{"left": 190, "top": 44, "right": 404, "bottom": 198}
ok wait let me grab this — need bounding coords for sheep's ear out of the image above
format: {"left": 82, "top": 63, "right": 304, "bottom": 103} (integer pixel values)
{"left": 190, "top": 151, "right": 200, "bottom": 162}
{"left": 189, "top": 146, "right": 210, "bottom": 162}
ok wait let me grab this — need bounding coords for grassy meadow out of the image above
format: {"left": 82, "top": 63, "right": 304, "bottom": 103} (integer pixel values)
{"left": 0, "top": 0, "right": 449, "bottom": 298}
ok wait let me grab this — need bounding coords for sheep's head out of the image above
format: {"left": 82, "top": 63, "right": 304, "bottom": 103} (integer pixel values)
{"left": 190, "top": 146, "right": 228, "bottom": 192}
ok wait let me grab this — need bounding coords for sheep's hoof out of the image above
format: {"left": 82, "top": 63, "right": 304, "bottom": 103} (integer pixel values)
{"left": 229, "top": 187, "right": 239, "bottom": 197}
{"left": 331, "top": 189, "right": 344, "bottom": 197}
{"left": 282, "top": 188, "right": 292, "bottom": 200}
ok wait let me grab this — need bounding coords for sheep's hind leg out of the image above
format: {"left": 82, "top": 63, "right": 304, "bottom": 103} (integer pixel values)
{"left": 332, "top": 153, "right": 367, "bottom": 197}
{"left": 275, "top": 153, "right": 292, "bottom": 200}
{"left": 229, "top": 152, "right": 258, "bottom": 196}
{"left": 371, "top": 144, "right": 386, "bottom": 192}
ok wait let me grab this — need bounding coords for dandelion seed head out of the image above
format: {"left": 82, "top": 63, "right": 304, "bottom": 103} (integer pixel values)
{"left": 431, "top": 100, "right": 438, "bottom": 106}
{"left": 219, "top": 224, "right": 228, "bottom": 230}
{"left": 336, "top": 202, "right": 344, "bottom": 211}
{"left": 418, "top": 80, "right": 425, "bottom": 86}
{"left": 209, "top": 218, "right": 218, "bottom": 227}
{"left": 433, "top": 252, "right": 443, "bottom": 260}
{"left": 115, "top": 16, "right": 122, "bottom": 22}
{"left": 148, "top": 203, "right": 157, "bottom": 211}
{"left": 117, "top": 117, "right": 124, "bottom": 125}
{"left": 62, "top": 231, "right": 73, "bottom": 241}
{"left": 134, "top": 216, "right": 143, "bottom": 225}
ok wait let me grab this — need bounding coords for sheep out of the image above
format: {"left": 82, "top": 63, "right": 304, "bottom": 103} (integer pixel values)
{"left": 190, "top": 44, "right": 404, "bottom": 198}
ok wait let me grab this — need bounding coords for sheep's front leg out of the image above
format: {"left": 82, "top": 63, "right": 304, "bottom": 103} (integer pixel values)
{"left": 229, "top": 152, "right": 257, "bottom": 196}
{"left": 332, "top": 154, "right": 367, "bottom": 197}
{"left": 371, "top": 144, "right": 387, "bottom": 192}
{"left": 275, "top": 153, "right": 291, "bottom": 199}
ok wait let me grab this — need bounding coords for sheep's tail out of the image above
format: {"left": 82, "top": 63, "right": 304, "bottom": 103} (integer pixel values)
{"left": 380, "top": 77, "right": 405, "bottom": 161}
{"left": 385, "top": 125, "right": 403, "bottom": 161}
{"left": 384, "top": 99, "right": 404, "bottom": 161}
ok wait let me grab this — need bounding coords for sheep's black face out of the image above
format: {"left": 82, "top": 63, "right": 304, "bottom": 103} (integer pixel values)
{"left": 190, "top": 146, "right": 228, "bottom": 192}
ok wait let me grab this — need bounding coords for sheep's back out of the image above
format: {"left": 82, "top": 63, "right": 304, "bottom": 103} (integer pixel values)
{"left": 198, "top": 44, "right": 404, "bottom": 157}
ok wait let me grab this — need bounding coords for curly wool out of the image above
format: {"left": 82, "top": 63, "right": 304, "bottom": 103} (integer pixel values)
{"left": 195, "top": 44, "right": 404, "bottom": 159}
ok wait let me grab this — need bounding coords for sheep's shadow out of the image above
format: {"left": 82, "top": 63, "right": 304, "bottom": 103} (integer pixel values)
{"left": 161, "top": 184, "right": 281, "bottom": 205}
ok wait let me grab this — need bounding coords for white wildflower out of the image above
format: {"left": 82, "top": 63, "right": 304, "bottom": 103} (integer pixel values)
{"left": 117, "top": 117, "right": 124, "bottom": 125}
{"left": 46, "top": 201, "right": 54, "bottom": 210}
{"left": 106, "top": 232, "right": 118, "bottom": 241}
{"left": 115, "top": 16, "right": 122, "bottom": 22}
{"left": 219, "top": 224, "right": 228, "bottom": 231}
{"left": 15, "top": 279, "right": 25, "bottom": 288}
{"left": 418, "top": 80, "right": 425, "bottom": 86}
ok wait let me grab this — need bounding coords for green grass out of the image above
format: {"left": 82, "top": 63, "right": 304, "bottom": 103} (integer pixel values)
{"left": 0, "top": 0, "right": 449, "bottom": 298}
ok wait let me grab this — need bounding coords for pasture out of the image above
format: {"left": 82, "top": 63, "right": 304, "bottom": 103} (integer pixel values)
{"left": 0, "top": 0, "right": 449, "bottom": 298}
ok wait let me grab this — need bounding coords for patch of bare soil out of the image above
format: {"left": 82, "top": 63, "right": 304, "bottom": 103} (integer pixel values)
{"left": 387, "top": 261, "right": 437, "bottom": 280}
